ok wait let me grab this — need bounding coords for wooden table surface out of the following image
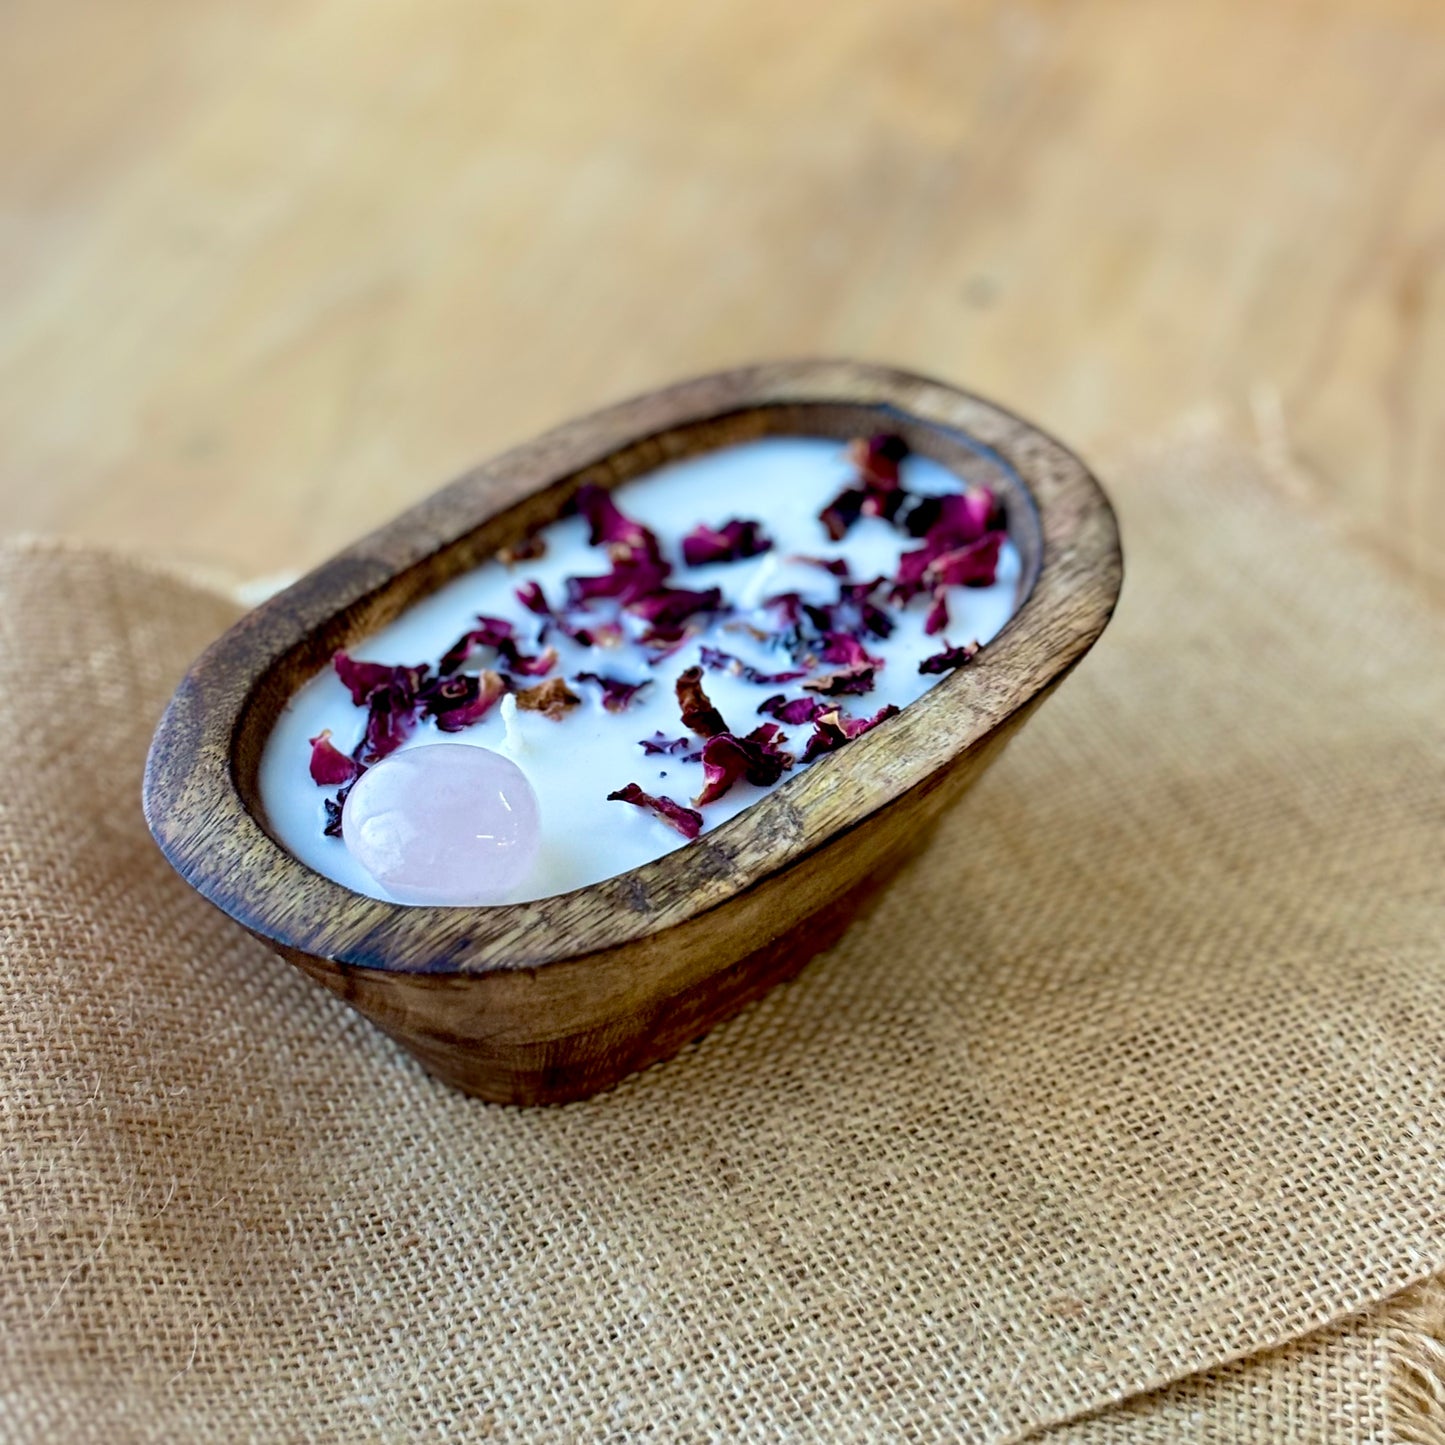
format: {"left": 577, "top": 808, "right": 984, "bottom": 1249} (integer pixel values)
{"left": 2, "top": 0, "right": 1441, "bottom": 596}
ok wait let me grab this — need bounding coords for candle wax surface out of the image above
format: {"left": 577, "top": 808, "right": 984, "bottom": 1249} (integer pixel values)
{"left": 258, "top": 438, "right": 1022, "bottom": 905}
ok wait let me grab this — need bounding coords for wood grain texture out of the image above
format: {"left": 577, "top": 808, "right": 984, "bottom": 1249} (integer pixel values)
{"left": 142, "top": 362, "right": 1122, "bottom": 1102}
{"left": 0, "top": 0, "right": 1441, "bottom": 598}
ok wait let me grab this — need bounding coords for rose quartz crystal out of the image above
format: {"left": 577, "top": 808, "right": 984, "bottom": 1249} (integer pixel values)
{"left": 341, "top": 743, "right": 541, "bottom": 905}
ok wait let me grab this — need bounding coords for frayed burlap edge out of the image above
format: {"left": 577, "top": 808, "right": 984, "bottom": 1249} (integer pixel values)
{"left": 1035, "top": 1270, "right": 1445, "bottom": 1444}
{"left": 1388, "top": 1276, "right": 1445, "bottom": 1442}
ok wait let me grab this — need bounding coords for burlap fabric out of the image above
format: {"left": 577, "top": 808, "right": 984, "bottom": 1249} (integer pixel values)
{"left": 1051, "top": 1306, "right": 1385, "bottom": 1443}
{"left": 1046, "top": 1277, "right": 1445, "bottom": 1443}
{"left": 2, "top": 433, "right": 1443, "bottom": 1442}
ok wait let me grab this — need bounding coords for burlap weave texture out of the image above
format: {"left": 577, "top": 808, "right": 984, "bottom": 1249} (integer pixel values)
{"left": 2, "top": 434, "right": 1443, "bottom": 1441}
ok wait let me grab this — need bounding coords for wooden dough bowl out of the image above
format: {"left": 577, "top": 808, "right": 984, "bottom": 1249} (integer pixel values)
{"left": 143, "top": 362, "right": 1122, "bottom": 1105}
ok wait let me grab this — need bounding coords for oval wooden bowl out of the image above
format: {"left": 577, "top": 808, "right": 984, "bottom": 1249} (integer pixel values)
{"left": 143, "top": 361, "right": 1122, "bottom": 1105}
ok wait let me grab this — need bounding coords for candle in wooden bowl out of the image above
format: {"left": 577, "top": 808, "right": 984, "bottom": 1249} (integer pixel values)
{"left": 260, "top": 434, "right": 1024, "bottom": 906}
{"left": 143, "top": 362, "right": 1122, "bottom": 1104}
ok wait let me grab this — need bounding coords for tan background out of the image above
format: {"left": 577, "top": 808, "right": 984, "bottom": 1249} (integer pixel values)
{"left": 4, "top": 6, "right": 1445, "bottom": 1438}
{"left": 1, "top": 0, "right": 1442, "bottom": 593}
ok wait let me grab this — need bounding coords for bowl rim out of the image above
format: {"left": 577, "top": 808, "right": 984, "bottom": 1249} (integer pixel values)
{"left": 143, "top": 360, "right": 1122, "bottom": 976}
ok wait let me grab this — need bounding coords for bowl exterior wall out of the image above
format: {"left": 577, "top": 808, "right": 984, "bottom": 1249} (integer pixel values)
{"left": 274, "top": 702, "right": 1036, "bottom": 1103}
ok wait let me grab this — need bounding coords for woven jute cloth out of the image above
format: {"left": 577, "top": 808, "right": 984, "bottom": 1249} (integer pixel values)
{"left": 2, "top": 433, "right": 1443, "bottom": 1442}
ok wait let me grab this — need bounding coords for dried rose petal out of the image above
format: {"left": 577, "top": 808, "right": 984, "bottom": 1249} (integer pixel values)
{"left": 788, "top": 555, "right": 852, "bottom": 578}
{"left": 502, "top": 639, "right": 556, "bottom": 675}
{"left": 761, "top": 592, "right": 839, "bottom": 657}
{"left": 639, "top": 732, "right": 690, "bottom": 755}
{"left": 331, "top": 656, "right": 428, "bottom": 764}
{"left": 900, "top": 494, "right": 941, "bottom": 537}
{"left": 625, "top": 585, "right": 723, "bottom": 630}
{"left": 892, "top": 546, "right": 937, "bottom": 600}
{"left": 515, "top": 580, "right": 549, "bottom": 617}
{"left": 440, "top": 616, "right": 556, "bottom": 679}
{"left": 819, "top": 487, "right": 866, "bottom": 542}
{"left": 892, "top": 487, "right": 1006, "bottom": 603}
{"left": 640, "top": 625, "right": 701, "bottom": 661}
{"left": 894, "top": 535, "right": 1005, "bottom": 602}
{"left": 693, "top": 724, "right": 795, "bottom": 807}
{"left": 851, "top": 433, "right": 909, "bottom": 492}
{"left": 322, "top": 775, "right": 359, "bottom": 838}
{"left": 763, "top": 591, "right": 807, "bottom": 628}
{"left": 419, "top": 670, "right": 506, "bottom": 731}
{"left": 861, "top": 493, "right": 905, "bottom": 525}
{"left": 765, "top": 591, "right": 890, "bottom": 654}
{"left": 607, "top": 782, "right": 703, "bottom": 839}
{"left": 574, "top": 672, "right": 652, "bottom": 713}
{"left": 361, "top": 684, "right": 421, "bottom": 762}
{"left": 746, "top": 663, "right": 811, "bottom": 685}
{"left": 900, "top": 488, "right": 999, "bottom": 541}
{"left": 502, "top": 643, "right": 559, "bottom": 678}
{"left": 514, "top": 677, "right": 580, "bottom": 720}
{"left": 576, "top": 484, "right": 663, "bottom": 560}
{"left": 333, "top": 654, "right": 428, "bottom": 708}
{"left": 919, "top": 640, "right": 981, "bottom": 674}
{"left": 924, "top": 592, "right": 949, "bottom": 636}
{"left": 308, "top": 729, "right": 359, "bottom": 786}
{"left": 839, "top": 579, "right": 895, "bottom": 639}
{"left": 757, "top": 694, "right": 828, "bottom": 725}
{"left": 839, "top": 703, "right": 900, "bottom": 739}
{"left": 819, "top": 633, "right": 883, "bottom": 670}
{"left": 566, "top": 556, "right": 672, "bottom": 610}
{"left": 517, "top": 581, "right": 622, "bottom": 648}
{"left": 698, "top": 646, "right": 809, "bottom": 686}
{"left": 438, "top": 616, "right": 513, "bottom": 673}
{"left": 942, "top": 487, "right": 1003, "bottom": 539}
{"left": 820, "top": 434, "right": 909, "bottom": 538}
{"left": 801, "top": 666, "right": 879, "bottom": 698}
{"left": 676, "top": 665, "right": 728, "bottom": 738}
{"left": 800, "top": 703, "right": 900, "bottom": 762}
{"left": 567, "top": 487, "right": 672, "bottom": 609}
{"left": 927, "top": 533, "right": 1004, "bottom": 589}
{"left": 681, "top": 519, "right": 773, "bottom": 567}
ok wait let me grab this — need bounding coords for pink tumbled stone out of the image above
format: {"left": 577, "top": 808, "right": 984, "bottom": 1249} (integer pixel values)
{"left": 341, "top": 743, "right": 541, "bottom": 905}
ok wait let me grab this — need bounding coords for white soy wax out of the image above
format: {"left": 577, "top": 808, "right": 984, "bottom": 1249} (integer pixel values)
{"left": 257, "top": 438, "right": 1022, "bottom": 904}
